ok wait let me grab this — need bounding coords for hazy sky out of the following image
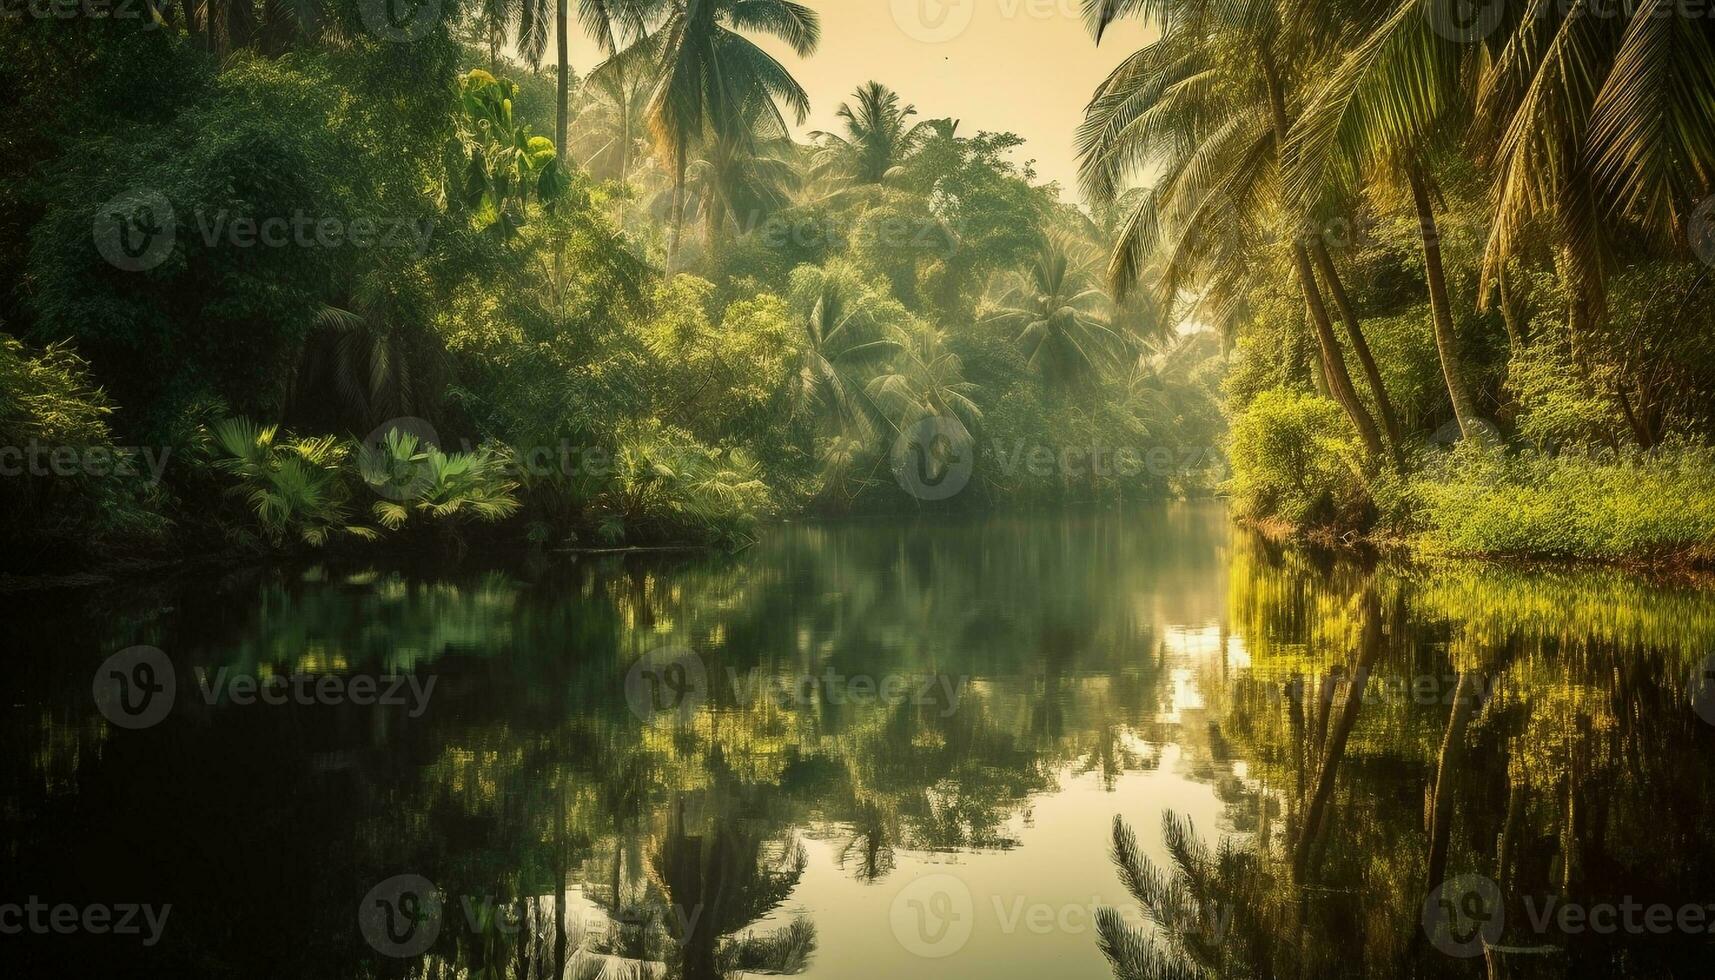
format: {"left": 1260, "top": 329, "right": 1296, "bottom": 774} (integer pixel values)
{"left": 560, "top": 2, "right": 1153, "bottom": 201}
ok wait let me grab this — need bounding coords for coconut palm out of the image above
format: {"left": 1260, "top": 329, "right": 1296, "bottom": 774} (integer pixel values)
{"left": 810, "top": 82, "right": 934, "bottom": 185}
{"left": 574, "top": 35, "right": 658, "bottom": 181}
{"left": 1077, "top": 0, "right": 1391, "bottom": 459}
{"left": 1281, "top": 0, "right": 1494, "bottom": 441}
{"left": 640, "top": 0, "right": 821, "bottom": 261}
{"left": 509, "top": 0, "right": 658, "bottom": 168}
{"left": 781, "top": 261, "right": 902, "bottom": 439}
{"left": 865, "top": 319, "right": 983, "bottom": 437}
{"left": 983, "top": 237, "right": 1130, "bottom": 386}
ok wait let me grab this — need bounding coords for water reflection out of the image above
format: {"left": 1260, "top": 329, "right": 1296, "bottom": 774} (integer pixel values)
{"left": 2, "top": 506, "right": 1712, "bottom": 978}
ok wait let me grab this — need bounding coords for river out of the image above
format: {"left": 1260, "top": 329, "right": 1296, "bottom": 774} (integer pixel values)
{"left": 5, "top": 502, "right": 1714, "bottom": 978}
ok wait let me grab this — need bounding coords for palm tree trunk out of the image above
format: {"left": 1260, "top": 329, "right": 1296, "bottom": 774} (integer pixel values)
{"left": 1408, "top": 160, "right": 1482, "bottom": 441}
{"left": 1424, "top": 671, "right": 1477, "bottom": 894}
{"left": 1260, "top": 55, "right": 1385, "bottom": 459}
{"left": 1298, "top": 245, "right": 1385, "bottom": 457}
{"left": 1293, "top": 588, "right": 1382, "bottom": 876}
{"left": 668, "top": 152, "right": 687, "bottom": 266}
{"left": 1312, "top": 242, "right": 1405, "bottom": 462}
{"left": 620, "top": 109, "right": 633, "bottom": 183}
{"left": 555, "top": 0, "right": 570, "bottom": 162}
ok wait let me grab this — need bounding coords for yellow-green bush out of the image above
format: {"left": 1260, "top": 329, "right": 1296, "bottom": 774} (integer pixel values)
{"left": 1408, "top": 440, "right": 1715, "bottom": 563}
{"left": 1226, "top": 389, "right": 1370, "bottom": 528}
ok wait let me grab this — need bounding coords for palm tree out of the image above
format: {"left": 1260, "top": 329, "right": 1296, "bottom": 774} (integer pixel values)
{"left": 780, "top": 261, "right": 901, "bottom": 440}
{"left": 811, "top": 82, "right": 934, "bottom": 185}
{"left": 510, "top": 0, "right": 657, "bottom": 165}
{"left": 640, "top": 0, "right": 821, "bottom": 262}
{"left": 686, "top": 116, "right": 800, "bottom": 247}
{"left": 1281, "top": 0, "right": 1490, "bottom": 441}
{"left": 1077, "top": 0, "right": 1391, "bottom": 459}
{"left": 865, "top": 319, "right": 983, "bottom": 436}
{"left": 574, "top": 36, "right": 657, "bottom": 181}
{"left": 983, "top": 237, "right": 1130, "bottom": 386}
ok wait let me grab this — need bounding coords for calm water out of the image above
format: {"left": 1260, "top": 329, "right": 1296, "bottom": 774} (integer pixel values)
{"left": 5, "top": 503, "right": 1715, "bottom": 978}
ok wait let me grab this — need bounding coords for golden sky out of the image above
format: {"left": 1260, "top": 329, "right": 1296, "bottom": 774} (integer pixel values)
{"left": 562, "top": 2, "right": 1153, "bottom": 201}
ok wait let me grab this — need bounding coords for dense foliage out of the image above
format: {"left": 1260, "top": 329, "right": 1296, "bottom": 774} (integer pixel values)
{"left": 1076, "top": 0, "right": 1715, "bottom": 563}
{"left": 0, "top": 9, "right": 1224, "bottom": 572}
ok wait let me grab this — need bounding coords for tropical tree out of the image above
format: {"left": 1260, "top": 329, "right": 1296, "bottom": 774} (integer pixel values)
{"left": 811, "top": 81, "right": 934, "bottom": 185}
{"left": 574, "top": 36, "right": 658, "bottom": 181}
{"left": 865, "top": 319, "right": 983, "bottom": 436}
{"left": 1076, "top": 0, "right": 1392, "bottom": 459}
{"left": 1282, "top": 0, "right": 1492, "bottom": 442}
{"left": 780, "top": 261, "right": 901, "bottom": 439}
{"left": 982, "top": 237, "right": 1130, "bottom": 386}
{"left": 509, "top": 0, "right": 658, "bottom": 166}
{"left": 639, "top": 0, "right": 822, "bottom": 261}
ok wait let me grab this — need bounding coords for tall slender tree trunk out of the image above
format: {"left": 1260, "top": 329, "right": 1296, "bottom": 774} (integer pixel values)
{"left": 1293, "top": 589, "right": 1384, "bottom": 876}
{"left": 1299, "top": 245, "right": 1385, "bottom": 456}
{"left": 1260, "top": 56, "right": 1385, "bottom": 459}
{"left": 668, "top": 153, "right": 687, "bottom": 267}
{"left": 1424, "top": 671, "right": 1477, "bottom": 894}
{"left": 620, "top": 107, "right": 633, "bottom": 183}
{"left": 1313, "top": 242, "right": 1405, "bottom": 462}
{"left": 1408, "top": 160, "right": 1482, "bottom": 441}
{"left": 555, "top": 0, "right": 570, "bottom": 161}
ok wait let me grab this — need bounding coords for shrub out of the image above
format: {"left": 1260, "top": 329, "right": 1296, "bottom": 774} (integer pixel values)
{"left": 1407, "top": 440, "right": 1715, "bottom": 563}
{"left": 592, "top": 419, "right": 771, "bottom": 547}
{"left": 0, "top": 334, "right": 166, "bottom": 567}
{"left": 1226, "top": 389, "right": 1370, "bottom": 528}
